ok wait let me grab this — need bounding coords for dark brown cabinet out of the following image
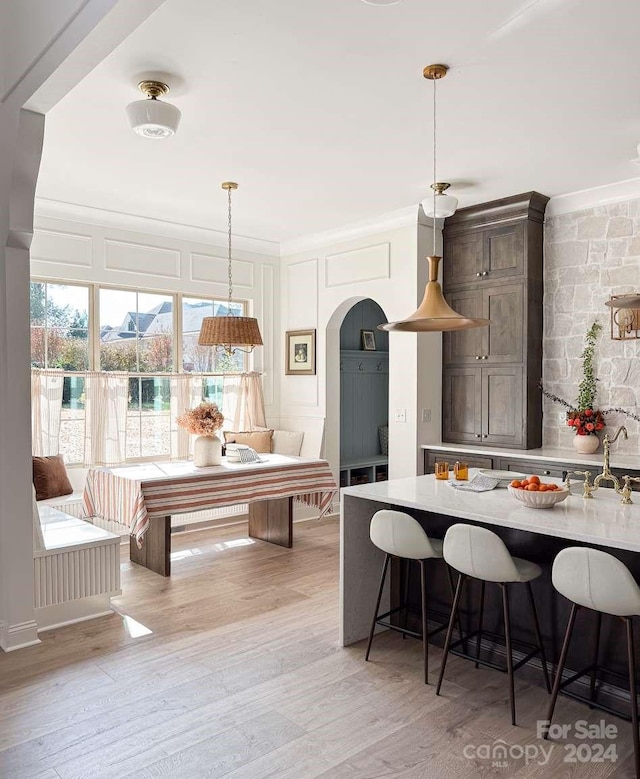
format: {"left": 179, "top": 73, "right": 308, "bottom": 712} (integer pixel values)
{"left": 441, "top": 192, "right": 548, "bottom": 450}
{"left": 443, "top": 365, "right": 524, "bottom": 447}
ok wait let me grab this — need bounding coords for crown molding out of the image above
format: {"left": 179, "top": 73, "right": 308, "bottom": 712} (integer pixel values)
{"left": 546, "top": 177, "right": 640, "bottom": 218}
{"left": 34, "top": 198, "right": 280, "bottom": 257}
{"left": 280, "top": 205, "right": 420, "bottom": 256}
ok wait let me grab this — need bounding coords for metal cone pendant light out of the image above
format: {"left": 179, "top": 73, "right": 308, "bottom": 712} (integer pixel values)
{"left": 380, "top": 64, "right": 489, "bottom": 333}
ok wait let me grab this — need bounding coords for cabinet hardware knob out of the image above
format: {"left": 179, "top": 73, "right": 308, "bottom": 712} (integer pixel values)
{"left": 376, "top": 363, "right": 382, "bottom": 371}
{"left": 544, "top": 470, "right": 551, "bottom": 475}
{"left": 475, "top": 434, "right": 481, "bottom": 438}
{"left": 482, "top": 434, "right": 488, "bottom": 438}
{"left": 476, "top": 272, "right": 482, "bottom": 278}
{"left": 482, "top": 355, "right": 488, "bottom": 360}
{"left": 475, "top": 355, "right": 481, "bottom": 360}
{"left": 482, "top": 271, "right": 489, "bottom": 276}
{"left": 358, "top": 363, "right": 364, "bottom": 371}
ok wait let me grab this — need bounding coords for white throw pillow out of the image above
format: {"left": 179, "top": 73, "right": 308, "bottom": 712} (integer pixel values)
{"left": 272, "top": 430, "right": 305, "bottom": 457}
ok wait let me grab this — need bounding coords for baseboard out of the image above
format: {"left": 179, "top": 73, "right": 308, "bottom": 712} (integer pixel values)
{"left": 0, "top": 619, "right": 41, "bottom": 652}
{"left": 36, "top": 594, "right": 118, "bottom": 632}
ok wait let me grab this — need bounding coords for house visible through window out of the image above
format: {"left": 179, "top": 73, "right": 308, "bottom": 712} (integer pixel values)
{"left": 30, "top": 281, "right": 247, "bottom": 465}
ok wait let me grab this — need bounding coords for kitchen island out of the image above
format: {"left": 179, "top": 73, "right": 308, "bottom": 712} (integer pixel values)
{"left": 340, "top": 472, "right": 640, "bottom": 699}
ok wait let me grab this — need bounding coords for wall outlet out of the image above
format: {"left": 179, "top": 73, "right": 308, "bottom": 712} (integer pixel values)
{"left": 394, "top": 409, "right": 407, "bottom": 423}
{"left": 421, "top": 408, "right": 432, "bottom": 423}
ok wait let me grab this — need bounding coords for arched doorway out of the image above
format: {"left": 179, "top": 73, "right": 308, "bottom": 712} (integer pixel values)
{"left": 325, "top": 298, "right": 389, "bottom": 487}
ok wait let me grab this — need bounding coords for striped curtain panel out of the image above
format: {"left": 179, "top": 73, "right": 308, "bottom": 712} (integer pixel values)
{"left": 83, "top": 372, "right": 128, "bottom": 466}
{"left": 31, "top": 369, "right": 64, "bottom": 456}
{"left": 222, "top": 371, "right": 267, "bottom": 431}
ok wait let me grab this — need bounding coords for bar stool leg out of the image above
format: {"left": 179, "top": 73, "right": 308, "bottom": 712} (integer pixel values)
{"left": 501, "top": 584, "right": 516, "bottom": 726}
{"left": 436, "top": 573, "right": 465, "bottom": 696}
{"left": 589, "top": 611, "right": 602, "bottom": 707}
{"left": 625, "top": 617, "right": 640, "bottom": 779}
{"left": 402, "top": 558, "right": 411, "bottom": 640}
{"left": 526, "top": 581, "right": 551, "bottom": 693}
{"left": 475, "top": 580, "right": 485, "bottom": 669}
{"left": 446, "top": 564, "right": 467, "bottom": 653}
{"left": 365, "top": 553, "right": 390, "bottom": 662}
{"left": 543, "top": 603, "right": 580, "bottom": 739}
{"left": 419, "top": 560, "right": 429, "bottom": 683}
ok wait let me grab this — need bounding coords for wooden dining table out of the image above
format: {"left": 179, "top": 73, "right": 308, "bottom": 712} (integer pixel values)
{"left": 82, "top": 455, "right": 337, "bottom": 576}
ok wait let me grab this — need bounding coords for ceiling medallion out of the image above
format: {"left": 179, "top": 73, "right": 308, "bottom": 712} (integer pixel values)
{"left": 380, "top": 64, "right": 490, "bottom": 333}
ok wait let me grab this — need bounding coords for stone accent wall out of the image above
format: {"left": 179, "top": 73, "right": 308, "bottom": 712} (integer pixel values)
{"left": 543, "top": 199, "right": 640, "bottom": 455}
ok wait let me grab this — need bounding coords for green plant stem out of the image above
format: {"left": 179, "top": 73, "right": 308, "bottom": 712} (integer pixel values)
{"left": 576, "top": 321, "right": 602, "bottom": 411}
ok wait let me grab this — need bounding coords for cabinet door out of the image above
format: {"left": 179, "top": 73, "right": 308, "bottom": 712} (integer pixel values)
{"left": 443, "top": 368, "right": 483, "bottom": 444}
{"left": 484, "top": 284, "right": 524, "bottom": 363}
{"left": 482, "top": 222, "right": 525, "bottom": 280}
{"left": 444, "top": 231, "right": 483, "bottom": 287}
{"left": 443, "top": 289, "right": 485, "bottom": 364}
{"left": 481, "top": 366, "right": 524, "bottom": 447}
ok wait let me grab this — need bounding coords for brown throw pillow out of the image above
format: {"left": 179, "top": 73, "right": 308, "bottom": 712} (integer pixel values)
{"left": 224, "top": 429, "right": 274, "bottom": 454}
{"left": 32, "top": 455, "right": 74, "bottom": 501}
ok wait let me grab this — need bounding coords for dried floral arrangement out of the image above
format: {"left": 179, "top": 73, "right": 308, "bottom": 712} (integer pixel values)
{"left": 542, "top": 321, "right": 640, "bottom": 436}
{"left": 176, "top": 402, "right": 225, "bottom": 436}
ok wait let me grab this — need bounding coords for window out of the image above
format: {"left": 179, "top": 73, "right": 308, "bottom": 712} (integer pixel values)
{"left": 30, "top": 281, "right": 89, "bottom": 371}
{"left": 30, "top": 280, "right": 248, "bottom": 465}
{"left": 30, "top": 282, "right": 90, "bottom": 465}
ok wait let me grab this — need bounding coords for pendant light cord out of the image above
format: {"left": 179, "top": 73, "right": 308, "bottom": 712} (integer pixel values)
{"left": 433, "top": 74, "right": 437, "bottom": 256}
{"left": 227, "top": 185, "right": 233, "bottom": 317}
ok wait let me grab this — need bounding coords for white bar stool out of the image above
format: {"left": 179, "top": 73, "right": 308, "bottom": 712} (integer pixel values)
{"left": 543, "top": 547, "right": 640, "bottom": 778}
{"left": 436, "top": 523, "right": 550, "bottom": 725}
{"left": 366, "top": 509, "right": 460, "bottom": 684}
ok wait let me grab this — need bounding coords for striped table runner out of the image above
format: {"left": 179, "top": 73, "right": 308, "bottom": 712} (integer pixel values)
{"left": 83, "top": 458, "right": 337, "bottom": 546}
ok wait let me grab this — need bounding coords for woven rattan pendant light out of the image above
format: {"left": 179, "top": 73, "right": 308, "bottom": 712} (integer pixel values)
{"left": 380, "top": 65, "right": 489, "bottom": 333}
{"left": 198, "top": 182, "right": 263, "bottom": 353}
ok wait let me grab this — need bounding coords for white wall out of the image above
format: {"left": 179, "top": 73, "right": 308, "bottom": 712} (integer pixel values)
{"left": 30, "top": 203, "right": 281, "bottom": 419}
{"left": 279, "top": 211, "right": 442, "bottom": 480}
{"left": 0, "top": 0, "right": 165, "bottom": 652}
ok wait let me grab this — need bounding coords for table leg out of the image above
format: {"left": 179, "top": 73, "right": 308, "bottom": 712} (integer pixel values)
{"left": 129, "top": 515, "right": 171, "bottom": 576}
{"left": 248, "top": 497, "right": 293, "bottom": 548}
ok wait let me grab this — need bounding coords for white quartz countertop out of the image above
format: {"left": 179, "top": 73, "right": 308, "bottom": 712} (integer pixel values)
{"left": 341, "top": 471, "right": 640, "bottom": 553}
{"left": 420, "top": 442, "right": 640, "bottom": 470}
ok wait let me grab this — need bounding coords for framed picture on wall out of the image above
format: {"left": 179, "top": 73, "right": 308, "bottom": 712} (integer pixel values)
{"left": 361, "top": 329, "right": 376, "bottom": 351}
{"left": 285, "top": 329, "right": 316, "bottom": 375}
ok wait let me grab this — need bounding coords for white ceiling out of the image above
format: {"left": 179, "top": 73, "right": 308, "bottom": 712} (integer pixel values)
{"left": 36, "top": 0, "right": 640, "bottom": 243}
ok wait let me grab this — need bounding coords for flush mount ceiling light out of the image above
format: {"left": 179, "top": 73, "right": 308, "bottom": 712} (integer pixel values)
{"left": 198, "top": 183, "right": 263, "bottom": 354}
{"left": 380, "top": 64, "right": 489, "bottom": 333}
{"left": 360, "top": 0, "right": 405, "bottom": 5}
{"left": 126, "top": 80, "right": 181, "bottom": 139}
{"left": 422, "top": 182, "right": 458, "bottom": 218}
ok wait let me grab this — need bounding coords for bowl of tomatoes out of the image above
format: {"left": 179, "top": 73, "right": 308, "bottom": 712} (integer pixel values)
{"left": 507, "top": 476, "right": 570, "bottom": 509}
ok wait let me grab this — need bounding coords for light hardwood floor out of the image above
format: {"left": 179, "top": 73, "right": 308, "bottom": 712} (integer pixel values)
{"left": 0, "top": 518, "right": 637, "bottom": 778}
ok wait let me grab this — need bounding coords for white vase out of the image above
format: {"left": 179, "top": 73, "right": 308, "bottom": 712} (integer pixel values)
{"left": 193, "top": 434, "right": 222, "bottom": 467}
{"left": 572, "top": 434, "right": 600, "bottom": 455}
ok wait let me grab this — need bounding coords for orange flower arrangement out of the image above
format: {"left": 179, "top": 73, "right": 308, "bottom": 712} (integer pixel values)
{"left": 176, "top": 402, "right": 224, "bottom": 436}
